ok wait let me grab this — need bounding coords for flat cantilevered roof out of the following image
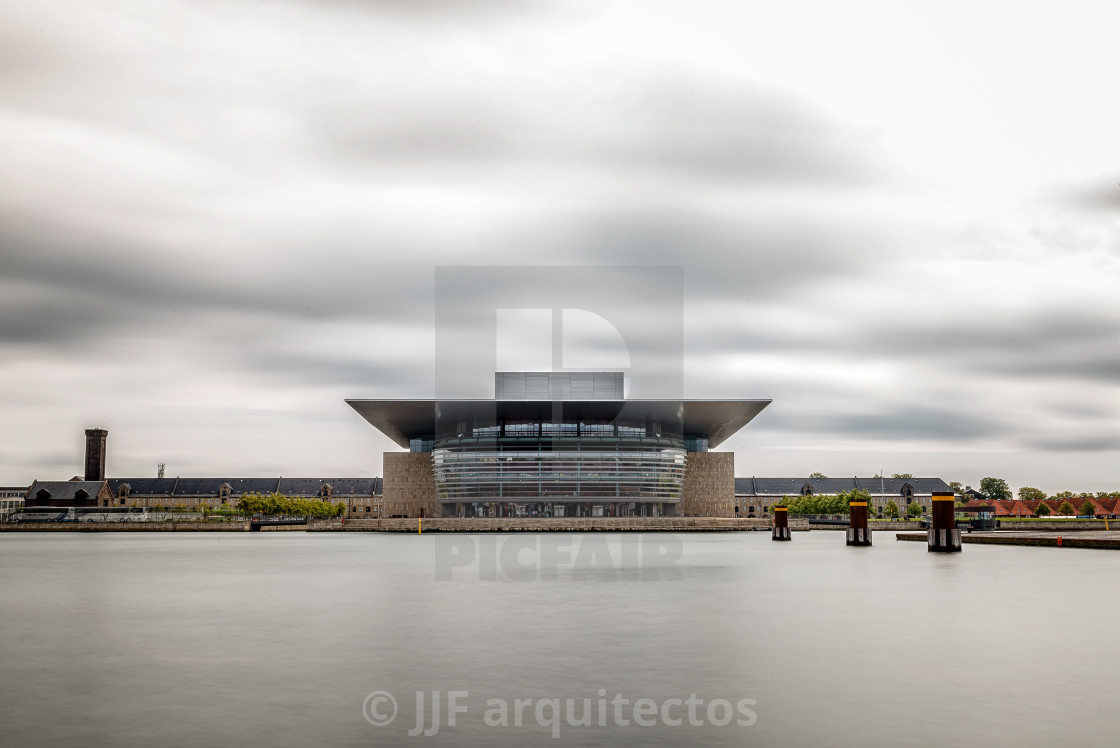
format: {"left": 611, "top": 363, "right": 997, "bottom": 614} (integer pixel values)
{"left": 346, "top": 399, "right": 770, "bottom": 450}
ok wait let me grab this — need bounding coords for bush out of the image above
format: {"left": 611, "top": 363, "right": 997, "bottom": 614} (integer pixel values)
{"left": 1079, "top": 500, "right": 1096, "bottom": 516}
{"left": 1034, "top": 503, "right": 1051, "bottom": 517}
{"left": 237, "top": 492, "right": 346, "bottom": 519}
{"left": 1057, "top": 501, "right": 1076, "bottom": 516}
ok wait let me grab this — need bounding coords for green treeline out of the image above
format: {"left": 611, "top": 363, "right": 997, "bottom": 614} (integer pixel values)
{"left": 237, "top": 492, "right": 345, "bottom": 518}
{"left": 777, "top": 488, "right": 872, "bottom": 516}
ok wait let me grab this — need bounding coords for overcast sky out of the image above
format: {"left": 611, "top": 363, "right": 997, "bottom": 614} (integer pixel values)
{"left": 1, "top": 0, "right": 1117, "bottom": 494}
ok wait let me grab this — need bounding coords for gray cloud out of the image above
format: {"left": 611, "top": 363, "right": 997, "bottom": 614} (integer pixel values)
{"left": 1052, "top": 179, "right": 1120, "bottom": 212}
{"left": 315, "top": 73, "right": 894, "bottom": 187}
{"left": 285, "top": 0, "right": 559, "bottom": 21}
{"left": 0, "top": 0, "right": 1117, "bottom": 491}
{"left": 761, "top": 405, "right": 1004, "bottom": 442}
{"left": 1022, "top": 434, "right": 1120, "bottom": 452}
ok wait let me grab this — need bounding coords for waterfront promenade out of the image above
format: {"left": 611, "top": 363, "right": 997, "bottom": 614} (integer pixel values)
{"left": 897, "top": 530, "right": 1120, "bottom": 550}
{"left": 0, "top": 517, "right": 794, "bottom": 533}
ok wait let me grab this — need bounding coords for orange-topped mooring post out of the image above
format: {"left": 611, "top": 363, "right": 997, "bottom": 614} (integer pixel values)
{"left": 928, "top": 491, "right": 961, "bottom": 552}
{"left": 772, "top": 506, "right": 791, "bottom": 541}
{"left": 846, "top": 497, "right": 872, "bottom": 546}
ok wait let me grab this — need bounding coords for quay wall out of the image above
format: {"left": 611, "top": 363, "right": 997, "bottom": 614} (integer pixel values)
{"left": 993, "top": 520, "right": 1115, "bottom": 531}
{"left": 1, "top": 517, "right": 816, "bottom": 533}
{"left": 324, "top": 517, "right": 811, "bottom": 532}
{"left": 896, "top": 531, "right": 1120, "bottom": 550}
{"left": 0, "top": 521, "right": 248, "bottom": 532}
{"left": 813, "top": 521, "right": 925, "bottom": 531}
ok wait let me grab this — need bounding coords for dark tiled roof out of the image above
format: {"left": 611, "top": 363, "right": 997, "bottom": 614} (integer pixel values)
{"left": 277, "top": 478, "right": 381, "bottom": 497}
{"left": 107, "top": 478, "right": 178, "bottom": 496}
{"left": 170, "top": 478, "right": 282, "bottom": 496}
{"left": 734, "top": 477, "right": 952, "bottom": 496}
{"left": 106, "top": 477, "right": 383, "bottom": 497}
{"left": 27, "top": 480, "right": 108, "bottom": 500}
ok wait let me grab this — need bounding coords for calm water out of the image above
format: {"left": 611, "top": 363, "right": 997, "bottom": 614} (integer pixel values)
{"left": 0, "top": 530, "right": 1116, "bottom": 747}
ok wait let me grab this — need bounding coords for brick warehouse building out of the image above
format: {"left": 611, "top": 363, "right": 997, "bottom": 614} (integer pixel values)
{"left": 23, "top": 429, "right": 384, "bottom": 517}
{"left": 105, "top": 477, "right": 383, "bottom": 517}
{"left": 733, "top": 477, "right": 956, "bottom": 518}
{"left": 347, "top": 371, "right": 771, "bottom": 518}
{"left": 26, "top": 476, "right": 384, "bottom": 517}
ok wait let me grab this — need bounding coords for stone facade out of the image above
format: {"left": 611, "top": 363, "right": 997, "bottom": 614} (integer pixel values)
{"left": 383, "top": 452, "right": 438, "bottom": 518}
{"left": 679, "top": 452, "right": 735, "bottom": 518}
{"left": 102, "top": 478, "right": 381, "bottom": 514}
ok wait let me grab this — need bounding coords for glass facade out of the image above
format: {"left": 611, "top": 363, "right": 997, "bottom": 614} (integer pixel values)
{"left": 430, "top": 417, "right": 687, "bottom": 517}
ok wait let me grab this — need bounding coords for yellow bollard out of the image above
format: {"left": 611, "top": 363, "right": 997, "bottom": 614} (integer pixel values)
{"left": 419, "top": 517, "right": 422, "bottom": 534}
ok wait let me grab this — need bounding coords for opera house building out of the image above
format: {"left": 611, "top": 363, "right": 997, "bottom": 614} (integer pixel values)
{"left": 348, "top": 372, "right": 769, "bottom": 519}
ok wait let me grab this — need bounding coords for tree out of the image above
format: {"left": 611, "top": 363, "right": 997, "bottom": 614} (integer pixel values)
{"left": 891, "top": 473, "right": 914, "bottom": 479}
{"left": 948, "top": 481, "right": 963, "bottom": 494}
{"left": 906, "top": 502, "right": 923, "bottom": 519}
{"left": 1079, "top": 500, "right": 1096, "bottom": 517}
{"left": 809, "top": 472, "right": 827, "bottom": 479}
{"left": 979, "top": 477, "right": 1012, "bottom": 502}
{"left": 1034, "top": 502, "right": 1051, "bottom": 517}
{"left": 1018, "top": 486, "right": 1047, "bottom": 502}
{"left": 781, "top": 488, "right": 871, "bottom": 516}
{"left": 840, "top": 488, "right": 874, "bottom": 515}
{"left": 1053, "top": 491, "right": 1074, "bottom": 500}
{"left": 1057, "top": 501, "right": 1076, "bottom": 516}
{"left": 884, "top": 500, "right": 900, "bottom": 519}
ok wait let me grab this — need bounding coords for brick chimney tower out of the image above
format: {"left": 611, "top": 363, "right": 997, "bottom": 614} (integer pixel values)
{"left": 84, "top": 428, "right": 108, "bottom": 482}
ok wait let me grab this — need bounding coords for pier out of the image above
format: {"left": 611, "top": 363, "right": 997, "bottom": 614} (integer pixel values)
{"left": 896, "top": 530, "right": 1120, "bottom": 550}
